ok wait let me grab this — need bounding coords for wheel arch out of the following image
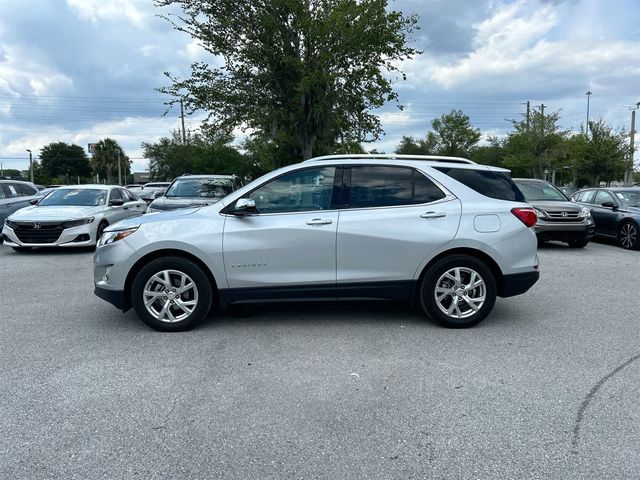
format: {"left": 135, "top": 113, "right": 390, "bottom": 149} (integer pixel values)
{"left": 123, "top": 249, "right": 220, "bottom": 311}
{"left": 415, "top": 247, "right": 505, "bottom": 297}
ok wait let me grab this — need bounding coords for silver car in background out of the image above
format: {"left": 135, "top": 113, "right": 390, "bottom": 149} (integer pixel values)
{"left": 2, "top": 185, "right": 146, "bottom": 251}
{"left": 0, "top": 180, "right": 42, "bottom": 236}
{"left": 93, "top": 154, "right": 539, "bottom": 331}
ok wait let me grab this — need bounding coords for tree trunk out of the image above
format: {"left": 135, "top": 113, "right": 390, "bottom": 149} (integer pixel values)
{"left": 106, "top": 166, "right": 113, "bottom": 184}
{"left": 302, "top": 141, "right": 313, "bottom": 160}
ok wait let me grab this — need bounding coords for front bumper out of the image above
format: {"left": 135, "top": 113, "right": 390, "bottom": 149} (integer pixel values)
{"left": 534, "top": 220, "right": 595, "bottom": 242}
{"left": 94, "top": 285, "right": 129, "bottom": 311}
{"left": 2, "top": 224, "right": 96, "bottom": 247}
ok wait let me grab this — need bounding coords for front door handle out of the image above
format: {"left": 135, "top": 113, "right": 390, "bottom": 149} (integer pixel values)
{"left": 420, "top": 211, "right": 446, "bottom": 219}
{"left": 306, "top": 218, "right": 333, "bottom": 226}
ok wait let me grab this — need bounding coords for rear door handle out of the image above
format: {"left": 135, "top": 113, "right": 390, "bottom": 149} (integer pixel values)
{"left": 306, "top": 218, "right": 333, "bottom": 226}
{"left": 420, "top": 211, "right": 446, "bottom": 219}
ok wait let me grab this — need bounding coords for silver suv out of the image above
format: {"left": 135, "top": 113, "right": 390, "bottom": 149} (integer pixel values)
{"left": 93, "top": 155, "right": 539, "bottom": 331}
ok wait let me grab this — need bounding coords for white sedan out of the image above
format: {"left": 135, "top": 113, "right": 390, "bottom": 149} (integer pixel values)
{"left": 1, "top": 185, "right": 147, "bottom": 251}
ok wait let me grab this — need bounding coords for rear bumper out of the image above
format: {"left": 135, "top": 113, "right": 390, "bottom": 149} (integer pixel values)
{"left": 499, "top": 270, "right": 539, "bottom": 298}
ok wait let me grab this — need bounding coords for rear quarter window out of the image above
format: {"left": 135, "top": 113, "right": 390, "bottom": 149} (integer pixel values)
{"left": 434, "top": 167, "right": 525, "bottom": 202}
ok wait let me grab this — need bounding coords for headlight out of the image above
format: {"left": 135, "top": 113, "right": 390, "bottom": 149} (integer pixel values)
{"left": 534, "top": 208, "right": 547, "bottom": 220}
{"left": 97, "top": 226, "right": 139, "bottom": 247}
{"left": 61, "top": 217, "right": 95, "bottom": 229}
{"left": 578, "top": 207, "right": 591, "bottom": 218}
{"left": 4, "top": 219, "right": 17, "bottom": 229}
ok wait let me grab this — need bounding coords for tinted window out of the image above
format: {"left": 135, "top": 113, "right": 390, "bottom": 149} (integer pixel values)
{"left": 349, "top": 166, "right": 413, "bottom": 208}
{"left": 434, "top": 167, "right": 525, "bottom": 202}
{"left": 2, "top": 183, "right": 20, "bottom": 198}
{"left": 16, "top": 183, "right": 37, "bottom": 196}
{"left": 0, "top": 185, "right": 6, "bottom": 199}
{"left": 248, "top": 167, "right": 336, "bottom": 214}
{"left": 121, "top": 188, "right": 136, "bottom": 201}
{"left": 109, "top": 188, "right": 123, "bottom": 203}
{"left": 594, "top": 190, "right": 614, "bottom": 206}
{"left": 414, "top": 172, "right": 446, "bottom": 204}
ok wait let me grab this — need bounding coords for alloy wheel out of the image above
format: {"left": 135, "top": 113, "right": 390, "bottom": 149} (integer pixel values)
{"left": 143, "top": 269, "right": 199, "bottom": 323}
{"left": 434, "top": 267, "right": 486, "bottom": 319}
{"left": 619, "top": 223, "right": 637, "bottom": 249}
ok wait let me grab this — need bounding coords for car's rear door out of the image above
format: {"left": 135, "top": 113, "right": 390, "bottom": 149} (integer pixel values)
{"left": 120, "top": 188, "right": 145, "bottom": 217}
{"left": 222, "top": 166, "right": 340, "bottom": 296}
{"left": 335, "top": 165, "right": 461, "bottom": 298}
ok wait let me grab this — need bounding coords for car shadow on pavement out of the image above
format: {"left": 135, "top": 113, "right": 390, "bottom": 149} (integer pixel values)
{"left": 3, "top": 246, "right": 95, "bottom": 255}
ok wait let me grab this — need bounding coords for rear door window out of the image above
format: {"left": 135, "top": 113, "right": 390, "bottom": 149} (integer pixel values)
{"left": 575, "top": 190, "right": 595, "bottom": 204}
{"left": 414, "top": 172, "right": 447, "bottom": 204}
{"left": 348, "top": 166, "right": 413, "bottom": 208}
{"left": 434, "top": 167, "right": 524, "bottom": 202}
{"left": 16, "top": 183, "right": 38, "bottom": 196}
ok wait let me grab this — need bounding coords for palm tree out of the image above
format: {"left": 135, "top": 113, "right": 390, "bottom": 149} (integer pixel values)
{"left": 91, "top": 138, "right": 127, "bottom": 184}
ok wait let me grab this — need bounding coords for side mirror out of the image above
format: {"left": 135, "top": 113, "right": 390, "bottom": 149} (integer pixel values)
{"left": 230, "top": 198, "right": 257, "bottom": 216}
{"left": 110, "top": 198, "right": 125, "bottom": 207}
{"left": 30, "top": 198, "right": 39, "bottom": 205}
{"left": 600, "top": 201, "right": 617, "bottom": 210}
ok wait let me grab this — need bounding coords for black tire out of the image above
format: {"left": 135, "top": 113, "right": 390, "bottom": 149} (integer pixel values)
{"left": 131, "top": 256, "right": 213, "bottom": 332}
{"left": 567, "top": 240, "right": 588, "bottom": 248}
{"left": 419, "top": 255, "right": 497, "bottom": 328}
{"left": 11, "top": 247, "right": 32, "bottom": 252}
{"left": 618, "top": 221, "right": 639, "bottom": 250}
{"left": 96, "top": 221, "right": 108, "bottom": 243}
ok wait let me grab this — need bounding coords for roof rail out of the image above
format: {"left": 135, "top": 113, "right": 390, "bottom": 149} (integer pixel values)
{"left": 304, "top": 153, "right": 476, "bottom": 165}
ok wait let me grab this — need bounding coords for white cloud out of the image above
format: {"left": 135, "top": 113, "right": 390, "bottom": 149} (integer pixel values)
{"left": 66, "top": 0, "right": 148, "bottom": 28}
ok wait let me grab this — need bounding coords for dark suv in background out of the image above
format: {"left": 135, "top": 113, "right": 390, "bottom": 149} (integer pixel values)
{"left": 513, "top": 178, "right": 594, "bottom": 248}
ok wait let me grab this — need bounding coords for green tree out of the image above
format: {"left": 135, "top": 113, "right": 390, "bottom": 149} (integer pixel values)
{"left": 470, "top": 136, "right": 506, "bottom": 166}
{"left": 143, "top": 130, "right": 251, "bottom": 181}
{"left": 39, "top": 142, "right": 91, "bottom": 183}
{"left": 395, "top": 134, "right": 436, "bottom": 155}
{"left": 579, "top": 119, "right": 628, "bottom": 186}
{"left": 91, "top": 138, "right": 130, "bottom": 184}
{"left": 430, "top": 110, "right": 481, "bottom": 157}
{"left": 502, "top": 109, "right": 567, "bottom": 179}
{"left": 1, "top": 168, "right": 23, "bottom": 178}
{"left": 157, "top": 0, "right": 418, "bottom": 163}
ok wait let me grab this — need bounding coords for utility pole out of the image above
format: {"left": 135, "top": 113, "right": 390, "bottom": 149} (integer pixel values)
{"left": 26, "top": 149, "right": 33, "bottom": 182}
{"left": 540, "top": 104, "right": 547, "bottom": 181}
{"left": 116, "top": 148, "right": 122, "bottom": 186}
{"left": 180, "top": 98, "right": 187, "bottom": 145}
{"left": 585, "top": 91, "right": 592, "bottom": 138}
{"left": 526, "top": 101, "right": 530, "bottom": 132}
{"left": 625, "top": 102, "right": 639, "bottom": 185}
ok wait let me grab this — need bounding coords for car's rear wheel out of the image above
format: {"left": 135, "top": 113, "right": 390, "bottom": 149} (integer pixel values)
{"left": 567, "top": 240, "right": 588, "bottom": 248}
{"left": 131, "top": 256, "right": 213, "bottom": 331}
{"left": 419, "top": 255, "right": 497, "bottom": 328}
{"left": 618, "top": 221, "right": 639, "bottom": 250}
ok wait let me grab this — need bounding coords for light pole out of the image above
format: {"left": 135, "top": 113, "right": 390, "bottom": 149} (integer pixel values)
{"left": 26, "top": 149, "right": 33, "bottom": 182}
{"left": 625, "top": 102, "right": 640, "bottom": 186}
{"left": 585, "top": 91, "right": 592, "bottom": 139}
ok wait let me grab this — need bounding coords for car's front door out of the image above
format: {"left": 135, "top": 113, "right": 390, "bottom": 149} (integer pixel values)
{"left": 336, "top": 165, "right": 461, "bottom": 298}
{"left": 591, "top": 190, "right": 619, "bottom": 236}
{"left": 223, "top": 166, "right": 340, "bottom": 296}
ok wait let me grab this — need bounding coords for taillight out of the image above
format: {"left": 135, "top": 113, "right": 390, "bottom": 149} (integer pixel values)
{"left": 511, "top": 207, "right": 537, "bottom": 228}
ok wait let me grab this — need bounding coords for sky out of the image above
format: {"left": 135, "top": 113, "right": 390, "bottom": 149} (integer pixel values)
{"left": 0, "top": 0, "right": 638, "bottom": 174}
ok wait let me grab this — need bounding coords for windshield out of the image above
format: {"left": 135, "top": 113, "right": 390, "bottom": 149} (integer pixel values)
{"left": 38, "top": 188, "right": 107, "bottom": 206}
{"left": 613, "top": 190, "right": 640, "bottom": 207}
{"left": 515, "top": 181, "right": 567, "bottom": 202}
{"left": 165, "top": 178, "right": 234, "bottom": 199}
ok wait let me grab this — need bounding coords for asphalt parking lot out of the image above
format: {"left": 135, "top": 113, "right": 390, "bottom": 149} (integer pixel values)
{"left": 1, "top": 240, "right": 638, "bottom": 480}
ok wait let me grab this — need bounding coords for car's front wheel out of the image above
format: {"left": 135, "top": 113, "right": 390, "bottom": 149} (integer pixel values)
{"left": 131, "top": 256, "right": 213, "bottom": 331}
{"left": 419, "top": 255, "right": 497, "bottom": 328}
{"left": 618, "top": 221, "right": 639, "bottom": 250}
